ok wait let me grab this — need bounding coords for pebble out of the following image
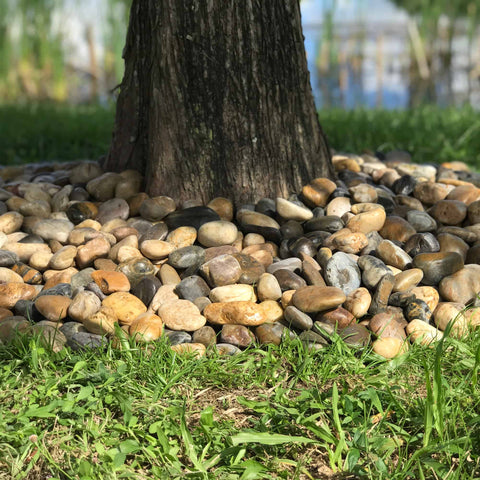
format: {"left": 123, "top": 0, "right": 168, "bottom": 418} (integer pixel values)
{"left": 324, "top": 252, "right": 361, "bottom": 295}
{"left": 0, "top": 159, "right": 478, "bottom": 359}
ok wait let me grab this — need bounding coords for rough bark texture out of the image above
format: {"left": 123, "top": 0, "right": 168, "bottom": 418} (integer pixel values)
{"left": 105, "top": 0, "right": 334, "bottom": 205}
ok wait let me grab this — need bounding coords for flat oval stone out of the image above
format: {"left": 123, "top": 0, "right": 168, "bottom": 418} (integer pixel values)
{"left": 209, "top": 284, "right": 256, "bottom": 303}
{"left": 204, "top": 301, "right": 267, "bottom": 326}
{"left": 438, "top": 233, "right": 469, "bottom": 260}
{"left": 0, "top": 249, "right": 19, "bottom": 267}
{"left": 197, "top": 221, "right": 238, "bottom": 247}
{"left": 165, "top": 206, "right": 220, "bottom": 230}
{"left": 159, "top": 264, "right": 181, "bottom": 285}
{"left": 405, "top": 299, "right": 432, "bottom": 323}
{"left": 292, "top": 286, "right": 346, "bottom": 313}
{"left": 35, "top": 295, "right": 72, "bottom": 322}
{"left": 168, "top": 246, "right": 205, "bottom": 269}
{"left": 413, "top": 252, "right": 464, "bottom": 286}
{"left": 91, "top": 270, "right": 131, "bottom": 294}
{"left": 271, "top": 267, "right": 305, "bottom": 290}
{"left": 220, "top": 324, "right": 255, "bottom": 347}
{"left": 325, "top": 229, "right": 368, "bottom": 254}
{"left": 323, "top": 251, "right": 361, "bottom": 295}
{"left": 131, "top": 276, "right": 161, "bottom": 306}
{"left": 413, "top": 181, "right": 449, "bottom": 205}
{"left": 49, "top": 245, "right": 77, "bottom": 270}
{"left": 404, "top": 233, "right": 440, "bottom": 257}
{"left": 255, "top": 323, "right": 293, "bottom": 345}
{"left": 257, "top": 273, "right": 282, "bottom": 301}
{"left": 82, "top": 305, "right": 118, "bottom": 335}
{"left": 301, "top": 178, "right": 337, "bottom": 207}
{"left": 207, "top": 197, "right": 234, "bottom": 221}
{"left": 369, "top": 312, "right": 406, "bottom": 339}
{"left": 281, "top": 220, "right": 304, "bottom": 239}
{"left": 139, "top": 196, "right": 176, "bottom": 222}
{"left": 283, "top": 305, "right": 313, "bottom": 330}
{"left": 164, "top": 330, "right": 192, "bottom": 345}
{"left": 369, "top": 274, "right": 395, "bottom": 315}
{"left": 0, "top": 316, "right": 31, "bottom": 343}
{"left": 276, "top": 198, "right": 313, "bottom": 221}
{"left": 266, "top": 258, "right": 302, "bottom": 275}
{"left": 102, "top": 292, "right": 147, "bottom": 326}
{"left": 433, "top": 302, "right": 469, "bottom": 336}
{"left": 376, "top": 239, "right": 412, "bottom": 270}
{"left": 31, "top": 322, "right": 67, "bottom": 352}
{"left": 67, "top": 332, "right": 106, "bottom": 351}
{"left": 393, "top": 268, "right": 423, "bottom": 292}
{"left": 316, "top": 306, "right": 355, "bottom": 329}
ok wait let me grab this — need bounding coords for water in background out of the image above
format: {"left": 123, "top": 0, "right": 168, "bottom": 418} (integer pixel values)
{"left": 0, "top": 0, "right": 479, "bottom": 108}
{"left": 301, "top": 0, "right": 480, "bottom": 109}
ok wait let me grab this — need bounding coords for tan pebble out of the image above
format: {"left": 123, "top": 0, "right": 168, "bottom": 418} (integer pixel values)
{"left": 100, "top": 218, "right": 128, "bottom": 234}
{"left": 116, "top": 246, "right": 143, "bottom": 263}
{"left": 346, "top": 208, "right": 386, "bottom": 235}
{"left": 243, "top": 233, "right": 265, "bottom": 247}
{"left": 35, "top": 295, "right": 72, "bottom": 322}
{"left": 75, "top": 219, "right": 101, "bottom": 230}
{"left": 76, "top": 236, "right": 111, "bottom": 268}
{"left": 204, "top": 301, "right": 267, "bottom": 326}
{"left": 433, "top": 302, "right": 469, "bottom": 337}
{"left": 0, "top": 283, "right": 37, "bottom": 308}
{"left": 343, "top": 287, "right": 371, "bottom": 319}
{"left": 209, "top": 284, "right": 256, "bottom": 303}
{"left": 111, "top": 226, "right": 139, "bottom": 242}
{"left": 411, "top": 286, "right": 439, "bottom": 313}
{"left": 83, "top": 306, "right": 118, "bottom": 335}
{"left": 109, "top": 235, "right": 138, "bottom": 262}
{"left": 49, "top": 245, "right": 77, "bottom": 270}
{"left": 281, "top": 290, "right": 296, "bottom": 308}
{"left": 326, "top": 229, "right": 368, "bottom": 254}
{"left": 102, "top": 292, "right": 147, "bottom": 326}
{"left": 406, "top": 319, "right": 443, "bottom": 345}
{"left": 159, "top": 263, "right": 181, "bottom": 285}
{"left": 68, "top": 227, "right": 103, "bottom": 246}
{"left": 91, "top": 270, "right": 131, "bottom": 294}
{"left": 140, "top": 240, "right": 175, "bottom": 260}
{"left": 68, "top": 291, "right": 101, "bottom": 323}
{"left": 292, "top": 286, "right": 346, "bottom": 313}
{"left": 129, "top": 312, "right": 163, "bottom": 342}
{"left": 42, "top": 269, "right": 78, "bottom": 290}
{"left": 3, "top": 242, "right": 51, "bottom": 263}
{"left": 372, "top": 337, "right": 409, "bottom": 359}
{"left": 0, "top": 267, "right": 24, "bottom": 284}
{"left": 0, "top": 212, "right": 23, "bottom": 234}
{"left": 301, "top": 178, "right": 337, "bottom": 207}
{"left": 258, "top": 300, "right": 284, "bottom": 323}
{"left": 198, "top": 221, "right": 239, "bottom": 248}
{"left": 158, "top": 299, "right": 206, "bottom": 331}
{"left": 167, "top": 227, "right": 197, "bottom": 248}
{"left": 171, "top": 343, "right": 206, "bottom": 357}
{"left": 148, "top": 284, "right": 179, "bottom": 312}
{"left": 257, "top": 273, "right": 282, "bottom": 301}
{"left": 207, "top": 197, "right": 234, "bottom": 221}
{"left": 94, "top": 258, "right": 118, "bottom": 271}
{"left": 393, "top": 269, "right": 423, "bottom": 292}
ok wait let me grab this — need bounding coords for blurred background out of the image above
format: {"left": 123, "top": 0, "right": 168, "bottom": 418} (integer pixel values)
{"left": 0, "top": 0, "right": 479, "bottom": 167}
{"left": 0, "top": 0, "right": 479, "bottom": 108}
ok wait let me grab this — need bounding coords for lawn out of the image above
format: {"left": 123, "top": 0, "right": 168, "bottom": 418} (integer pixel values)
{"left": 0, "top": 103, "right": 480, "bottom": 479}
{"left": 0, "top": 104, "right": 479, "bottom": 168}
{"left": 0, "top": 327, "right": 479, "bottom": 479}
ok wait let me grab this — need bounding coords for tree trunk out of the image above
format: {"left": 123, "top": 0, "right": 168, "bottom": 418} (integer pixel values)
{"left": 105, "top": 0, "right": 334, "bottom": 205}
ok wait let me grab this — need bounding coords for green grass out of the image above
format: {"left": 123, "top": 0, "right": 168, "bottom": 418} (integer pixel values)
{"left": 1, "top": 328, "right": 479, "bottom": 479}
{"left": 0, "top": 103, "right": 479, "bottom": 168}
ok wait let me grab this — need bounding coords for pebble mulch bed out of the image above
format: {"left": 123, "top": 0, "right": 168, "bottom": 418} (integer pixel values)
{"left": 1, "top": 152, "right": 480, "bottom": 358}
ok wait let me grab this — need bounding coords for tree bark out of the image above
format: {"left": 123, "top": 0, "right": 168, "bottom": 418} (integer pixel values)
{"left": 105, "top": 0, "right": 334, "bottom": 205}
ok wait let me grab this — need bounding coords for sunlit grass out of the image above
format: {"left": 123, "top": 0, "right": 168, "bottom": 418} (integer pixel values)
{"left": 1, "top": 103, "right": 479, "bottom": 170}
{"left": 0, "top": 329, "right": 479, "bottom": 479}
